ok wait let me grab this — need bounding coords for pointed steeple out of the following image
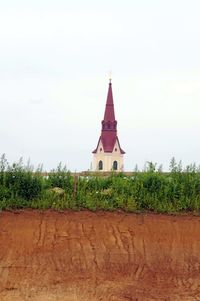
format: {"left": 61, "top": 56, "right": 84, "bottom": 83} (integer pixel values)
{"left": 101, "top": 80, "right": 117, "bottom": 133}
{"left": 93, "top": 80, "right": 125, "bottom": 155}
{"left": 103, "top": 79, "right": 115, "bottom": 122}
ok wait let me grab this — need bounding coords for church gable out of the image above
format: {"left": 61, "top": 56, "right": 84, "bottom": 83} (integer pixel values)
{"left": 96, "top": 139, "right": 104, "bottom": 154}
{"left": 112, "top": 139, "right": 121, "bottom": 154}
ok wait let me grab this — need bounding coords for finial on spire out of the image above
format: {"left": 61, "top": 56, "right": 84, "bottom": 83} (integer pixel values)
{"left": 108, "top": 70, "right": 112, "bottom": 84}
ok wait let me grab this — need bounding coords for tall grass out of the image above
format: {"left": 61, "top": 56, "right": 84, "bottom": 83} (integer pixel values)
{"left": 1, "top": 154, "right": 200, "bottom": 213}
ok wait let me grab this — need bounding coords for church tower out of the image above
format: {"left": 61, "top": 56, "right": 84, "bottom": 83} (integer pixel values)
{"left": 92, "top": 80, "right": 125, "bottom": 171}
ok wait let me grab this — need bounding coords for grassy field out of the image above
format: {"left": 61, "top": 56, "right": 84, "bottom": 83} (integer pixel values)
{"left": 1, "top": 154, "right": 200, "bottom": 213}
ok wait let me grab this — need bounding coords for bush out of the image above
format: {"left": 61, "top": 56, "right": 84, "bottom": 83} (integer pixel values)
{"left": 5, "top": 164, "right": 42, "bottom": 200}
{"left": 47, "top": 163, "right": 73, "bottom": 193}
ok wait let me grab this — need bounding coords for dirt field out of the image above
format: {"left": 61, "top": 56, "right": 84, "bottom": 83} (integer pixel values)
{"left": 0, "top": 210, "right": 200, "bottom": 300}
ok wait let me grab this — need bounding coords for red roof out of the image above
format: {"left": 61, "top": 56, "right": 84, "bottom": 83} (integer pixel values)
{"left": 103, "top": 81, "right": 115, "bottom": 121}
{"left": 93, "top": 81, "right": 125, "bottom": 154}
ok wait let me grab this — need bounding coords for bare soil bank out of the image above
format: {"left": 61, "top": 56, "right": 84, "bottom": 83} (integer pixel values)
{"left": 0, "top": 210, "right": 200, "bottom": 301}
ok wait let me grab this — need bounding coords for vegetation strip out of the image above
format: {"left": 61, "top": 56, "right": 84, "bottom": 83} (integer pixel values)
{"left": 0, "top": 154, "right": 200, "bottom": 213}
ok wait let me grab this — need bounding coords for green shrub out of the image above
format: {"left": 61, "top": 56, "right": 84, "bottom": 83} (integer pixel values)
{"left": 47, "top": 163, "right": 73, "bottom": 193}
{"left": 5, "top": 165, "right": 42, "bottom": 200}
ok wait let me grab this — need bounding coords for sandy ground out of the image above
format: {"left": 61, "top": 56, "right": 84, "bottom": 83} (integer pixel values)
{"left": 0, "top": 210, "right": 200, "bottom": 301}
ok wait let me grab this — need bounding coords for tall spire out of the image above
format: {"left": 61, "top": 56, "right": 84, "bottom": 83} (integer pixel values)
{"left": 102, "top": 81, "right": 117, "bottom": 131}
{"left": 103, "top": 80, "right": 116, "bottom": 122}
{"left": 93, "top": 80, "right": 124, "bottom": 154}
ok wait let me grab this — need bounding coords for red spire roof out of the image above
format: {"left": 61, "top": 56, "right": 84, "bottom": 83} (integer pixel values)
{"left": 103, "top": 80, "right": 115, "bottom": 121}
{"left": 93, "top": 80, "right": 125, "bottom": 154}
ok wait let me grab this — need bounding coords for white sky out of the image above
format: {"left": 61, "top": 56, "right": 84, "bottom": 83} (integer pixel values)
{"left": 1, "top": 0, "right": 200, "bottom": 171}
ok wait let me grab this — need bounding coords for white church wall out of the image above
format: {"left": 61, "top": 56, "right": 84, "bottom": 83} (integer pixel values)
{"left": 92, "top": 140, "right": 124, "bottom": 172}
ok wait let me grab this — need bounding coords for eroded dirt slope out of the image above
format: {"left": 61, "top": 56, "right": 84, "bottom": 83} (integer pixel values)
{"left": 0, "top": 210, "right": 200, "bottom": 301}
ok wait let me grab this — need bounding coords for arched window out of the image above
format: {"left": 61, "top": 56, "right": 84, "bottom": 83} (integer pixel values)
{"left": 98, "top": 160, "right": 103, "bottom": 170}
{"left": 113, "top": 161, "right": 118, "bottom": 170}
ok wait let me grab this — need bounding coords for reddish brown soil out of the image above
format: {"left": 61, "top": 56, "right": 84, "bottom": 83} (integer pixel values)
{"left": 0, "top": 210, "right": 200, "bottom": 301}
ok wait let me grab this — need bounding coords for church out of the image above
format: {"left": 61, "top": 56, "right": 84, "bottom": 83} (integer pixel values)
{"left": 92, "top": 80, "right": 125, "bottom": 171}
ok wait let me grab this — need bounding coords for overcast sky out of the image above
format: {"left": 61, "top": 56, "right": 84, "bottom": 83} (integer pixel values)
{"left": 1, "top": 0, "right": 200, "bottom": 171}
